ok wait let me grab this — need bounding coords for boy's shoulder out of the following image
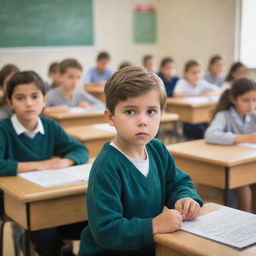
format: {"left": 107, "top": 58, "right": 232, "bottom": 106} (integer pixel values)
{"left": 0, "top": 117, "right": 12, "bottom": 129}
{"left": 46, "top": 87, "right": 60, "bottom": 97}
{"left": 39, "top": 116, "right": 61, "bottom": 129}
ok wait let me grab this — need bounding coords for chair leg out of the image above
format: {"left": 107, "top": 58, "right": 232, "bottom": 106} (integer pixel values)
{"left": 0, "top": 219, "right": 7, "bottom": 256}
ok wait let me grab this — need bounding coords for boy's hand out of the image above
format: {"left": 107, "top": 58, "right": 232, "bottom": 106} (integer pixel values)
{"left": 152, "top": 208, "right": 182, "bottom": 234}
{"left": 174, "top": 197, "right": 200, "bottom": 220}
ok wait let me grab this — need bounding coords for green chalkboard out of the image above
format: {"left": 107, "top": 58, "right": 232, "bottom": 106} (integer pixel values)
{"left": 133, "top": 10, "right": 156, "bottom": 43}
{"left": 0, "top": 0, "right": 94, "bottom": 47}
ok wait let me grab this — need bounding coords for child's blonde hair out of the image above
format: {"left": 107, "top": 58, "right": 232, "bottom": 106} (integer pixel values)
{"left": 104, "top": 66, "right": 166, "bottom": 113}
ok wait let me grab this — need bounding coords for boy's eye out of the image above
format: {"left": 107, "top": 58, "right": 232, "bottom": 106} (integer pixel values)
{"left": 147, "top": 109, "right": 157, "bottom": 115}
{"left": 32, "top": 95, "right": 39, "bottom": 99}
{"left": 16, "top": 96, "right": 24, "bottom": 101}
{"left": 125, "top": 110, "right": 135, "bottom": 115}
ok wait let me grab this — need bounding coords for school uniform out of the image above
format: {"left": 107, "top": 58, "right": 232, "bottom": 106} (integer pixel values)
{"left": 204, "top": 108, "right": 256, "bottom": 145}
{"left": 78, "top": 139, "right": 202, "bottom": 256}
{"left": 157, "top": 72, "right": 179, "bottom": 97}
{"left": 0, "top": 115, "right": 89, "bottom": 256}
{"left": 83, "top": 67, "right": 113, "bottom": 84}
{"left": 221, "top": 81, "right": 232, "bottom": 90}
{"left": 46, "top": 87, "right": 105, "bottom": 110}
{"left": 204, "top": 72, "right": 225, "bottom": 87}
{"left": 174, "top": 79, "right": 219, "bottom": 139}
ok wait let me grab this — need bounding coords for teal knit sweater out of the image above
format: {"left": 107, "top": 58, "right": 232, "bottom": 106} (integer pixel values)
{"left": 79, "top": 139, "right": 202, "bottom": 256}
{"left": 0, "top": 117, "right": 89, "bottom": 176}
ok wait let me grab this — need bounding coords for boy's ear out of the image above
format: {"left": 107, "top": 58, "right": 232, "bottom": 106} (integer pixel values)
{"left": 7, "top": 99, "right": 14, "bottom": 110}
{"left": 104, "top": 109, "right": 115, "bottom": 126}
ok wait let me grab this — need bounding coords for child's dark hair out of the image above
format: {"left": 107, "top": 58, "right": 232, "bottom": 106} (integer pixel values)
{"left": 184, "top": 60, "right": 200, "bottom": 73}
{"left": 0, "top": 64, "right": 19, "bottom": 88}
{"left": 208, "top": 55, "right": 223, "bottom": 71}
{"left": 143, "top": 55, "right": 153, "bottom": 66}
{"left": 97, "top": 51, "right": 110, "bottom": 61}
{"left": 48, "top": 62, "right": 59, "bottom": 75}
{"left": 104, "top": 66, "right": 166, "bottom": 113}
{"left": 59, "top": 58, "right": 83, "bottom": 74}
{"left": 212, "top": 78, "right": 256, "bottom": 118}
{"left": 160, "top": 57, "right": 174, "bottom": 68}
{"left": 6, "top": 71, "right": 46, "bottom": 100}
{"left": 225, "top": 62, "right": 246, "bottom": 82}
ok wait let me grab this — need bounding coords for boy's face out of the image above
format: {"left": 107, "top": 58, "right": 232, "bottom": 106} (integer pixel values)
{"left": 185, "top": 65, "right": 202, "bottom": 85}
{"left": 144, "top": 59, "right": 156, "bottom": 73}
{"left": 9, "top": 83, "right": 45, "bottom": 123}
{"left": 106, "top": 89, "right": 161, "bottom": 148}
{"left": 60, "top": 67, "right": 82, "bottom": 91}
{"left": 162, "top": 62, "right": 176, "bottom": 78}
{"left": 97, "top": 58, "right": 109, "bottom": 73}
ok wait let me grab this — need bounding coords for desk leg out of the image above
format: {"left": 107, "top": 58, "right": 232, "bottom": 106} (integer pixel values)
{"left": 224, "top": 167, "right": 230, "bottom": 206}
{"left": 0, "top": 218, "right": 6, "bottom": 256}
{"left": 25, "top": 203, "right": 31, "bottom": 256}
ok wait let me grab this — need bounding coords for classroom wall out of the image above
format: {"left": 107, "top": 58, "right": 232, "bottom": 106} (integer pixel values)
{"left": 0, "top": 0, "right": 238, "bottom": 80}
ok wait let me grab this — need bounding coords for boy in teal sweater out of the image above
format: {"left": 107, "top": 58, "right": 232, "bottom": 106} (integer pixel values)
{"left": 0, "top": 71, "right": 89, "bottom": 256}
{"left": 79, "top": 67, "right": 203, "bottom": 256}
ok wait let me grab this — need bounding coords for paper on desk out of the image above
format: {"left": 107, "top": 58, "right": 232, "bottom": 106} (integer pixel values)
{"left": 92, "top": 124, "right": 116, "bottom": 132}
{"left": 18, "top": 164, "right": 92, "bottom": 187}
{"left": 181, "top": 96, "right": 219, "bottom": 103}
{"left": 181, "top": 207, "right": 256, "bottom": 249}
{"left": 69, "top": 107, "right": 92, "bottom": 114}
{"left": 238, "top": 143, "right": 256, "bottom": 149}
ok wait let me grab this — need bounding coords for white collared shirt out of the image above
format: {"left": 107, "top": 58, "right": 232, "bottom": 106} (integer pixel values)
{"left": 11, "top": 114, "right": 44, "bottom": 139}
{"left": 110, "top": 141, "right": 149, "bottom": 177}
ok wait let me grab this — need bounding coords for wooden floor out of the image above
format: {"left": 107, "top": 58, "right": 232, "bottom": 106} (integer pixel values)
{"left": 3, "top": 222, "right": 79, "bottom": 256}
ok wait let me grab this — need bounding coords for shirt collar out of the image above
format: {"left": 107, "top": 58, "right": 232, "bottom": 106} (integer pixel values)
{"left": 11, "top": 114, "right": 44, "bottom": 136}
{"left": 230, "top": 107, "right": 251, "bottom": 125}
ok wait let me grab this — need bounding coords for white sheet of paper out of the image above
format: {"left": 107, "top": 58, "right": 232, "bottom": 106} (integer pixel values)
{"left": 69, "top": 107, "right": 91, "bottom": 114}
{"left": 92, "top": 124, "right": 116, "bottom": 133}
{"left": 238, "top": 143, "right": 256, "bottom": 149}
{"left": 181, "top": 207, "right": 256, "bottom": 249}
{"left": 18, "top": 164, "right": 92, "bottom": 187}
{"left": 181, "top": 96, "right": 219, "bottom": 104}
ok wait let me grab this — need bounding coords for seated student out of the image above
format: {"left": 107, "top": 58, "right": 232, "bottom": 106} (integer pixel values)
{"left": 44, "top": 58, "right": 105, "bottom": 115}
{"left": 0, "top": 71, "right": 89, "bottom": 256}
{"left": 0, "top": 64, "right": 19, "bottom": 119}
{"left": 173, "top": 60, "right": 220, "bottom": 139}
{"left": 83, "top": 51, "right": 113, "bottom": 89}
{"left": 46, "top": 62, "right": 61, "bottom": 90}
{"left": 222, "top": 62, "right": 248, "bottom": 90}
{"left": 157, "top": 57, "right": 179, "bottom": 97}
{"left": 205, "top": 78, "right": 256, "bottom": 212}
{"left": 78, "top": 67, "right": 202, "bottom": 256}
{"left": 204, "top": 55, "right": 226, "bottom": 87}
{"left": 142, "top": 55, "right": 157, "bottom": 73}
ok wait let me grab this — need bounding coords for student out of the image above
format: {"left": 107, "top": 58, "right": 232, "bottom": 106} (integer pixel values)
{"left": 142, "top": 55, "right": 157, "bottom": 73}
{"left": 46, "top": 62, "right": 61, "bottom": 90}
{"left": 78, "top": 67, "right": 202, "bottom": 256}
{"left": 157, "top": 57, "right": 179, "bottom": 97}
{"left": 0, "top": 71, "right": 89, "bottom": 256}
{"left": 173, "top": 60, "right": 220, "bottom": 139}
{"left": 44, "top": 58, "right": 105, "bottom": 115}
{"left": 0, "top": 64, "right": 19, "bottom": 119}
{"left": 204, "top": 55, "right": 225, "bottom": 87}
{"left": 204, "top": 78, "right": 256, "bottom": 212}
{"left": 83, "top": 51, "right": 113, "bottom": 89}
{"left": 222, "top": 62, "right": 247, "bottom": 90}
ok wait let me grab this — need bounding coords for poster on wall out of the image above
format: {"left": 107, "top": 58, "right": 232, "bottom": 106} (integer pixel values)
{"left": 133, "top": 5, "right": 157, "bottom": 43}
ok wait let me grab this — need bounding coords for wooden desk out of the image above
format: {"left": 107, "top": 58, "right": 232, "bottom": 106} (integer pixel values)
{"left": 155, "top": 203, "right": 256, "bottom": 256}
{"left": 46, "top": 110, "right": 105, "bottom": 128}
{"left": 167, "top": 140, "right": 256, "bottom": 205}
{"left": 65, "top": 125, "right": 116, "bottom": 157}
{"left": 166, "top": 98, "right": 217, "bottom": 123}
{"left": 85, "top": 87, "right": 105, "bottom": 102}
{"left": 0, "top": 176, "right": 88, "bottom": 255}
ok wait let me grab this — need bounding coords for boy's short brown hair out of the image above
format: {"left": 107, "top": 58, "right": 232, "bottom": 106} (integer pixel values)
{"left": 104, "top": 66, "right": 166, "bottom": 113}
{"left": 59, "top": 58, "right": 83, "bottom": 74}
